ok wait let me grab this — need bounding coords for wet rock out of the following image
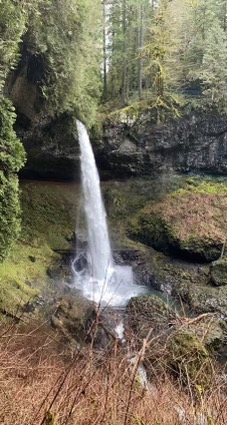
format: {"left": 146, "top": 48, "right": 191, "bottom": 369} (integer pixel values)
{"left": 47, "top": 263, "right": 72, "bottom": 284}
{"left": 51, "top": 296, "right": 118, "bottom": 348}
{"left": 18, "top": 112, "right": 80, "bottom": 181}
{"left": 210, "top": 258, "right": 227, "bottom": 286}
{"left": 113, "top": 248, "right": 142, "bottom": 266}
{"left": 51, "top": 296, "right": 95, "bottom": 344}
{"left": 127, "top": 295, "right": 177, "bottom": 339}
{"left": 184, "top": 284, "right": 227, "bottom": 318}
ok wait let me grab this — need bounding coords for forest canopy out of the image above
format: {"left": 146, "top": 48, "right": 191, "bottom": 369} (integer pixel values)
{"left": 103, "top": 0, "right": 227, "bottom": 120}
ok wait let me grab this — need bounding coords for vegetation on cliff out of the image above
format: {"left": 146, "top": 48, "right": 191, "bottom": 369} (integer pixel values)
{"left": 26, "top": 0, "right": 102, "bottom": 125}
{"left": 1, "top": 0, "right": 102, "bottom": 126}
{"left": 0, "top": 181, "right": 78, "bottom": 315}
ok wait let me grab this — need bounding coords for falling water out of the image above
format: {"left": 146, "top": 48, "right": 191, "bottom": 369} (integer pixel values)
{"left": 76, "top": 120, "right": 113, "bottom": 281}
{"left": 72, "top": 120, "right": 148, "bottom": 307}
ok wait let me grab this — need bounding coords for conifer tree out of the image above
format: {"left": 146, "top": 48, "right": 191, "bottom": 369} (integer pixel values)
{"left": 142, "top": 0, "right": 182, "bottom": 122}
{"left": 199, "top": 19, "right": 227, "bottom": 111}
{"left": 0, "top": 0, "right": 27, "bottom": 260}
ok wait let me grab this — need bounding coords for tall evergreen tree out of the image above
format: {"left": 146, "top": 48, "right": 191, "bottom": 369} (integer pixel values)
{"left": 199, "top": 19, "right": 227, "bottom": 111}
{"left": 142, "top": 0, "right": 182, "bottom": 122}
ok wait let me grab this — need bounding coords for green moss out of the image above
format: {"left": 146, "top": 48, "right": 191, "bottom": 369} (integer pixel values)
{"left": 167, "top": 329, "right": 212, "bottom": 388}
{"left": 129, "top": 180, "right": 227, "bottom": 261}
{"left": 0, "top": 181, "right": 79, "bottom": 314}
{"left": 186, "top": 284, "right": 227, "bottom": 316}
{"left": 210, "top": 258, "right": 227, "bottom": 286}
{"left": 20, "top": 181, "right": 78, "bottom": 249}
{"left": 0, "top": 240, "right": 55, "bottom": 313}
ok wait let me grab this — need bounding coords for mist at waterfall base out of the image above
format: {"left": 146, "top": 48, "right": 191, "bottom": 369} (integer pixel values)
{"left": 72, "top": 121, "right": 148, "bottom": 308}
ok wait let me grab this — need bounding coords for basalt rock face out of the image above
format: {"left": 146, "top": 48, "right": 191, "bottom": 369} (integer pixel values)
{"left": 95, "top": 114, "right": 227, "bottom": 179}
{"left": 5, "top": 48, "right": 81, "bottom": 181}
{"left": 16, "top": 112, "right": 80, "bottom": 181}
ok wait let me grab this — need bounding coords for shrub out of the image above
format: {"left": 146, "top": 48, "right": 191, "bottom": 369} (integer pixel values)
{"left": 0, "top": 98, "right": 26, "bottom": 260}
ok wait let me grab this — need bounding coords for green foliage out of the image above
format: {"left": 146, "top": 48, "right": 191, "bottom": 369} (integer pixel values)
{"left": 0, "top": 98, "right": 26, "bottom": 261}
{"left": 0, "top": 0, "right": 45, "bottom": 92}
{"left": 199, "top": 20, "right": 227, "bottom": 112}
{"left": 0, "top": 0, "right": 27, "bottom": 91}
{"left": 103, "top": 0, "right": 227, "bottom": 117}
{"left": 28, "top": 0, "right": 102, "bottom": 126}
{"left": 143, "top": 1, "right": 181, "bottom": 94}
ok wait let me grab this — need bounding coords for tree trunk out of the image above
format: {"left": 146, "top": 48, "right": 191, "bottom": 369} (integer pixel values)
{"left": 122, "top": 0, "right": 128, "bottom": 104}
{"left": 103, "top": 0, "right": 107, "bottom": 101}
{"left": 224, "top": 1, "right": 227, "bottom": 32}
{"left": 138, "top": 4, "right": 144, "bottom": 99}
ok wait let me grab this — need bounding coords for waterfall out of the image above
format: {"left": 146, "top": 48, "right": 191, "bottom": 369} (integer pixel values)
{"left": 72, "top": 120, "right": 148, "bottom": 307}
{"left": 76, "top": 120, "right": 113, "bottom": 281}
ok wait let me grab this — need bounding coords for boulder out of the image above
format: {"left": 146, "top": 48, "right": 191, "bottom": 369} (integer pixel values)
{"left": 167, "top": 329, "right": 212, "bottom": 387}
{"left": 184, "top": 283, "right": 227, "bottom": 318}
{"left": 51, "top": 296, "right": 95, "bottom": 344}
{"left": 210, "top": 258, "right": 227, "bottom": 286}
{"left": 127, "top": 295, "right": 177, "bottom": 339}
{"left": 129, "top": 181, "right": 227, "bottom": 262}
{"left": 51, "top": 296, "right": 118, "bottom": 348}
{"left": 127, "top": 294, "right": 226, "bottom": 387}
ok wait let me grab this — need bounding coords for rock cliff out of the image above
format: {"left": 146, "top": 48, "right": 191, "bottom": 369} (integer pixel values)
{"left": 96, "top": 113, "right": 227, "bottom": 178}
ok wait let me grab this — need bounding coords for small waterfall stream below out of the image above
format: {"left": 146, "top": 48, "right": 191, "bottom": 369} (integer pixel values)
{"left": 72, "top": 120, "right": 148, "bottom": 308}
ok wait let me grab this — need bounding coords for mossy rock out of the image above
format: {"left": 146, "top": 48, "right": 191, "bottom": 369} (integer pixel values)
{"left": 127, "top": 295, "right": 177, "bottom": 340}
{"left": 0, "top": 180, "right": 79, "bottom": 317}
{"left": 210, "top": 258, "right": 227, "bottom": 286}
{"left": 127, "top": 295, "right": 225, "bottom": 387}
{"left": 129, "top": 181, "right": 227, "bottom": 262}
{"left": 51, "top": 296, "right": 96, "bottom": 344}
{"left": 185, "top": 283, "right": 227, "bottom": 317}
{"left": 51, "top": 296, "right": 117, "bottom": 348}
{"left": 190, "top": 316, "right": 227, "bottom": 353}
{"left": 127, "top": 294, "right": 226, "bottom": 351}
{"left": 167, "top": 329, "right": 212, "bottom": 388}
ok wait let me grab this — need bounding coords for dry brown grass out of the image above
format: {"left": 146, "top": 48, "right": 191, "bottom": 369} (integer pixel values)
{"left": 0, "top": 318, "right": 226, "bottom": 425}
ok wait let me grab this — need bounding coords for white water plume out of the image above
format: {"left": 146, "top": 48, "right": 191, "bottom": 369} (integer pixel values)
{"left": 72, "top": 120, "right": 147, "bottom": 307}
